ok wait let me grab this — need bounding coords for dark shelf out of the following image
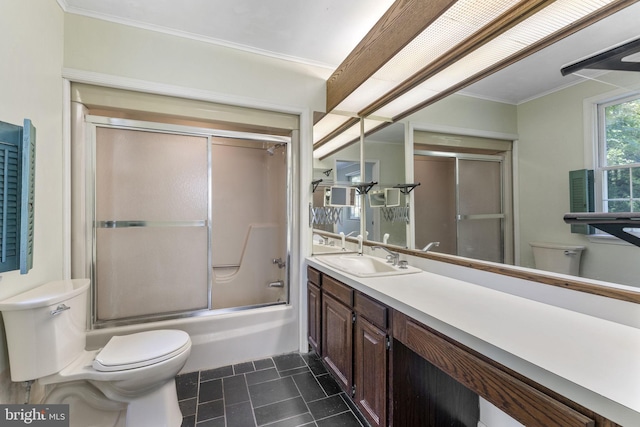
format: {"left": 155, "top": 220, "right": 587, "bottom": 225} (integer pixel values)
{"left": 563, "top": 212, "right": 640, "bottom": 247}
{"left": 393, "top": 183, "right": 421, "bottom": 194}
{"left": 352, "top": 181, "right": 378, "bottom": 195}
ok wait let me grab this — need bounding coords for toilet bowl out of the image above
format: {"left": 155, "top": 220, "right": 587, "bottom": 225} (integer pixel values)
{"left": 0, "top": 279, "right": 191, "bottom": 427}
{"left": 529, "top": 242, "right": 585, "bottom": 276}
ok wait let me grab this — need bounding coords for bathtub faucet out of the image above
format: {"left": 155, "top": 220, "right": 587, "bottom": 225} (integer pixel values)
{"left": 272, "top": 258, "right": 286, "bottom": 269}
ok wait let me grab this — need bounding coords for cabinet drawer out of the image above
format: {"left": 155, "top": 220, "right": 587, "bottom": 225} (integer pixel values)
{"left": 323, "top": 275, "right": 353, "bottom": 306}
{"left": 354, "top": 292, "right": 387, "bottom": 330}
{"left": 307, "top": 266, "right": 321, "bottom": 286}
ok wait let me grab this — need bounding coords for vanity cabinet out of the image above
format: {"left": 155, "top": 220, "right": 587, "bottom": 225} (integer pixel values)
{"left": 308, "top": 264, "right": 623, "bottom": 427}
{"left": 307, "top": 267, "right": 322, "bottom": 354}
{"left": 321, "top": 275, "right": 355, "bottom": 394}
{"left": 353, "top": 293, "right": 389, "bottom": 427}
{"left": 309, "top": 268, "right": 390, "bottom": 427}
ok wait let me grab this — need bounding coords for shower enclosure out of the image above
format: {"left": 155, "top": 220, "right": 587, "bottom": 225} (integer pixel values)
{"left": 72, "top": 105, "right": 292, "bottom": 327}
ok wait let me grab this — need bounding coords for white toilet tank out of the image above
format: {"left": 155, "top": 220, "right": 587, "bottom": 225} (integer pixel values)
{"left": 0, "top": 279, "right": 90, "bottom": 381}
{"left": 529, "top": 242, "right": 585, "bottom": 276}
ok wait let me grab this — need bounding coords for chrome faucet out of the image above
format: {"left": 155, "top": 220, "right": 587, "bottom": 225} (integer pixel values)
{"left": 372, "top": 246, "right": 400, "bottom": 266}
{"left": 339, "top": 231, "right": 357, "bottom": 251}
{"left": 313, "top": 234, "right": 325, "bottom": 245}
{"left": 422, "top": 241, "right": 440, "bottom": 252}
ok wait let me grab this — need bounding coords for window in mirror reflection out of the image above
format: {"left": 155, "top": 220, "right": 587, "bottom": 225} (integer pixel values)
{"left": 598, "top": 94, "right": 640, "bottom": 213}
{"left": 348, "top": 173, "right": 361, "bottom": 219}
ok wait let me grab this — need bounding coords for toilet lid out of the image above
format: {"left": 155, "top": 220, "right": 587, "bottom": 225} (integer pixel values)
{"left": 93, "top": 330, "right": 190, "bottom": 372}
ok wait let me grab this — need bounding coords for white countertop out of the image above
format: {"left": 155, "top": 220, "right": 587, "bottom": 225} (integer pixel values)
{"left": 307, "top": 256, "right": 640, "bottom": 426}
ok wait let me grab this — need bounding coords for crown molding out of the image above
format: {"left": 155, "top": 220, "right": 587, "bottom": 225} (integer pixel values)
{"left": 57, "top": 1, "right": 334, "bottom": 70}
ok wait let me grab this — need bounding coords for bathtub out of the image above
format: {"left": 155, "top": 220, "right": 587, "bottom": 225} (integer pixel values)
{"left": 86, "top": 304, "right": 299, "bottom": 373}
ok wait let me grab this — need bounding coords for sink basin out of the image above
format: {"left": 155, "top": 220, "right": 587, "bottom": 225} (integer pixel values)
{"left": 315, "top": 254, "right": 421, "bottom": 277}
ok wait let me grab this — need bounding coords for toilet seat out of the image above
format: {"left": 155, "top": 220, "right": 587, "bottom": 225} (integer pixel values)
{"left": 93, "top": 330, "right": 190, "bottom": 372}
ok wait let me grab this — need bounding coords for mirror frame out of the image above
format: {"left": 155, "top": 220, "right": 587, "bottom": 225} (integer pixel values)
{"left": 369, "top": 241, "right": 640, "bottom": 304}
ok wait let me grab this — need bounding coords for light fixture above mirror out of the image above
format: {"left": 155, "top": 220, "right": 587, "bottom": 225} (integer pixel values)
{"left": 313, "top": 0, "right": 635, "bottom": 155}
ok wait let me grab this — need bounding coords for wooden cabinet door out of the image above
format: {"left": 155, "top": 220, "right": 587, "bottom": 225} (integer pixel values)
{"left": 308, "top": 281, "right": 321, "bottom": 354}
{"left": 322, "top": 292, "right": 353, "bottom": 394}
{"left": 354, "top": 316, "right": 388, "bottom": 427}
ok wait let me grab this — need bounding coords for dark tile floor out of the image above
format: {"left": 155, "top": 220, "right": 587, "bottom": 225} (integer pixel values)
{"left": 177, "top": 352, "right": 368, "bottom": 427}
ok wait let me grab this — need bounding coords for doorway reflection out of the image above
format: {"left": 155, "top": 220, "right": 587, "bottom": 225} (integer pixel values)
{"left": 414, "top": 150, "right": 508, "bottom": 263}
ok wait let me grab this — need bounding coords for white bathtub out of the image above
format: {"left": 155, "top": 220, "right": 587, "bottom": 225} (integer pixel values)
{"left": 86, "top": 304, "right": 299, "bottom": 373}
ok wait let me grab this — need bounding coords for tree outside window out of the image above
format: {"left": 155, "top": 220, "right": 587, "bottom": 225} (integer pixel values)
{"left": 598, "top": 95, "right": 640, "bottom": 213}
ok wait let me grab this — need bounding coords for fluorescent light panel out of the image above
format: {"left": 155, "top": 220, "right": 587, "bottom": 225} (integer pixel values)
{"left": 313, "top": 122, "right": 360, "bottom": 159}
{"left": 315, "top": 0, "right": 616, "bottom": 154}
{"left": 313, "top": 113, "right": 353, "bottom": 144}
{"left": 313, "top": 119, "right": 382, "bottom": 159}
{"left": 334, "top": 0, "right": 523, "bottom": 114}
{"left": 314, "top": 0, "right": 520, "bottom": 144}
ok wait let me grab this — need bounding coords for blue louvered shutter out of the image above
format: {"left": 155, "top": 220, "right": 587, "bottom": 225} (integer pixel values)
{"left": 20, "top": 119, "right": 35, "bottom": 274}
{"left": 0, "top": 122, "right": 23, "bottom": 272}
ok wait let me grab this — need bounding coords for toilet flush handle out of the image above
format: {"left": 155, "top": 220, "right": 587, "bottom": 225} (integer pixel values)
{"left": 50, "top": 304, "right": 70, "bottom": 316}
{"left": 564, "top": 250, "right": 578, "bottom": 256}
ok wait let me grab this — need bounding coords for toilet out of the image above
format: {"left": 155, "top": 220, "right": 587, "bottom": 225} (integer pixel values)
{"left": 0, "top": 279, "right": 191, "bottom": 427}
{"left": 529, "top": 242, "right": 585, "bottom": 276}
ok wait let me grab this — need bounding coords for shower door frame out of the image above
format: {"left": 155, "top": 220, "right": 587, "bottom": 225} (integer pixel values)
{"left": 414, "top": 150, "right": 508, "bottom": 263}
{"left": 82, "top": 115, "right": 292, "bottom": 328}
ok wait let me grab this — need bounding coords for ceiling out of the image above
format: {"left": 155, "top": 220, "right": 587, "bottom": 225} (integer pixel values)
{"left": 59, "top": 0, "right": 640, "bottom": 105}
{"left": 59, "top": 0, "right": 395, "bottom": 68}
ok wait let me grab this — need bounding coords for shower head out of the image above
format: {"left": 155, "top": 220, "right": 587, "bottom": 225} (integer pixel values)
{"left": 266, "top": 143, "right": 286, "bottom": 156}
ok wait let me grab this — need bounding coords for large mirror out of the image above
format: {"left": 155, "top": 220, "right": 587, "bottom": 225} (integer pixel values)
{"left": 313, "top": 3, "right": 640, "bottom": 289}
{"left": 311, "top": 131, "right": 361, "bottom": 254}
{"left": 361, "top": 122, "right": 408, "bottom": 248}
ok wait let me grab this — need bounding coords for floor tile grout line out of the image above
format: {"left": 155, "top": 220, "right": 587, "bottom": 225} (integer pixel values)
{"left": 247, "top": 369, "right": 308, "bottom": 394}
{"left": 246, "top": 367, "right": 260, "bottom": 427}
{"left": 300, "top": 354, "right": 330, "bottom": 401}
{"left": 260, "top": 412, "right": 313, "bottom": 427}
{"left": 289, "top": 368, "right": 314, "bottom": 424}
{"left": 339, "top": 393, "right": 366, "bottom": 427}
{"left": 305, "top": 354, "right": 366, "bottom": 427}
{"left": 313, "top": 409, "right": 359, "bottom": 424}
{"left": 222, "top": 374, "right": 228, "bottom": 427}
{"left": 308, "top": 369, "right": 330, "bottom": 401}
{"left": 250, "top": 391, "right": 306, "bottom": 411}
{"left": 195, "top": 371, "right": 201, "bottom": 423}
{"left": 251, "top": 354, "right": 311, "bottom": 426}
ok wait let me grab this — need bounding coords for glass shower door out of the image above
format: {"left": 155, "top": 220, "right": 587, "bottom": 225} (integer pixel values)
{"left": 210, "top": 140, "right": 288, "bottom": 310}
{"left": 456, "top": 157, "right": 504, "bottom": 263}
{"left": 94, "top": 127, "right": 210, "bottom": 322}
